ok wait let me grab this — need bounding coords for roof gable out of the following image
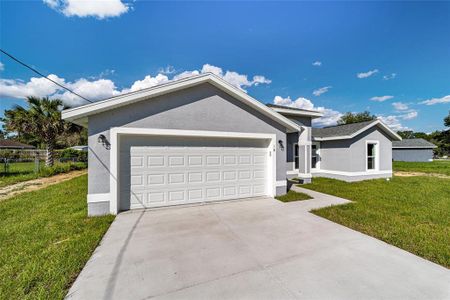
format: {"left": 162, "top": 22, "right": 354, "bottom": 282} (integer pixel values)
{"left": 62, "top": 73, "right": 300, "bottom": 132}
{"left": 0, "top": 140, "right": 35, "bottom": 149}
{"left": 392, "top": 138, "right": 436, "bottom": 148}
{"left": 312, "top": 120, "right": 402, "bottom": 141}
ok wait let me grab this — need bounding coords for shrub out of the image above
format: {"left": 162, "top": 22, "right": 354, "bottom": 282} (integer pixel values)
{"left": 57, "top": 148, "right": 87, "bottom": 162}
{"left": 39, "top": 162, "right": 87, "bottom": 177}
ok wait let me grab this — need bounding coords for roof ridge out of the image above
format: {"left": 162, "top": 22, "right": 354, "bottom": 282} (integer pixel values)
{"left": 318, "top": 119, "right": 376, "bottom": 129}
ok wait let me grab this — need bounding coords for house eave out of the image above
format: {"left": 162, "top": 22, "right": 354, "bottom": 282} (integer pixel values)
{"left": 270, "top": 107, "right": 324, "bottom": 119}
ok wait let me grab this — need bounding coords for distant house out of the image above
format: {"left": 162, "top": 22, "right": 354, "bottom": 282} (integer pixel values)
{"left": 392, "top": 138, "right": 436, "bottom": 162}
{"left": 70, "top": 145, "right": 88, "bottom": 152}
{"left": 0, "top": 140, "right": 35, "bottom": 150}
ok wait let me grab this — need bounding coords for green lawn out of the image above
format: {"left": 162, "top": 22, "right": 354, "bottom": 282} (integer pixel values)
{"left": 0, "top": 161, "right": 87, "bottom": 188}
{"left": 393, "top": 160, "right": 450, "bottom": 176}
{"left": 0, "top": 175, "right": 114, "bottom": 299}
{"left": 302, "top": 176, "right": 450, "bottom": 268}
{"left": 275, "top": 190, "right": 312, "bottom": 202}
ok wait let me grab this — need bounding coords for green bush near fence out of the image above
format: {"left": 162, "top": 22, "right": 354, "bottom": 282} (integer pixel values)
{"left": 56, "top": 149, "right": 87, "bottom": 162}
{"left": 0, "top": 161, "right": 87, "bottom": 188}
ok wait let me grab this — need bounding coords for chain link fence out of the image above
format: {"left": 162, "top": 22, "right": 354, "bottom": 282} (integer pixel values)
{"left": 0, "top": 149, "right": 87, "bottom": 175}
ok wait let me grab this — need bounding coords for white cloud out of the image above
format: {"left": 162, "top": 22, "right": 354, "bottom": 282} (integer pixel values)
{"left": 43, "top": 0, "right": 130, "bottom": 19}
{"left": 59, "top": 78, "right": 120, "bottom": 106}
{"left": 383, "top": 73, "right": 397, "bottom": 80}
{"left": 312, "top": 86, "right": 331, "bottom": 97}
{"left": 123, "top": 74, "right": 169, "bottom": 93}
{"left": 172, "top": 70, "right": 200, "bottom": 81}
{"left": 312, "top": 61, "right": 322, "bottom": 67}
{"left": 420, "top": 95, "right": 450, "bottom": 105}
{"left": 392, "top": 102, "right": 408, "bottom": 111}
{"left": 377, "top": 115, "right": 410, "bottom": 131}
{"left": 158, "top": 65, "right": 176, "bottom": 75}
{"left": 273, "top": 95, "right": 342, "bottom": 127}
{"left": 401, "top": 110, "right": 418, "bottom": 120}
{"left": 357, "top": 69, "right": 379, "bottom": 79}
{"left": 201, "top": 64, "right": 223, "bottom": 76}
{"left": 176, "top": 64, "right": 271, "bottom": 91}
{"left": 252, "top": 75, "right": 271, "bottom": 86}
{"left": 370, "top": 95, "right": 393, "bottom": 102}
{"left": 0, "top": 74, "right": 65, "bottom": 99}
{"left": 0, "top": 64, "right": 271, "bottom": 107}
{"left": 0, "top": 62, "right": 4, "bottom": 71}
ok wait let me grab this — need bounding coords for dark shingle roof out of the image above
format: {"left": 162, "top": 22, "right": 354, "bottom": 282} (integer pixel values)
{"left": 266, "top": 104, "right": 321, "bottom": 114}
{"left": 312, "top": 120, "right": 377, "bottom": 138}
{"left": 0, "top": 140, "right": 35, "bottom": 149}
{"left": 392, "top": 138, "right": 436, "bottom": 148}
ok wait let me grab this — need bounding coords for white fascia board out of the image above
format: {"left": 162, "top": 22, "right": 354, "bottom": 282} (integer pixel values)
{"left": 393, "top": 145, "right": 436, "bottom": 149}
{"left": 270, "top": 107, "right": 324, "bottom": 118}
{"left": 62, "top": 73, "right": 301, "bottom": 132}
{"left": 312, "top": 120, "right": 402, "bottom": 141}
{"left": 111, "top": 127, "right": 277, "bottom": 140}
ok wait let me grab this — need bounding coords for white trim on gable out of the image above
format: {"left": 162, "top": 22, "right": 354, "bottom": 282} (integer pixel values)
{"left": 62, "top": 73, "right": 301, "bottom": 132}
{"left": 313, "top": 120, "right": 402, "bottom": 141}
{"left": 269, "top": 107, "right": 323, "bottom": 118}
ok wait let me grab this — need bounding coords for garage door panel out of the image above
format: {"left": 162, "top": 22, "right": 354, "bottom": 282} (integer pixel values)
{"left": 125, "top": 144, "right": 270, "bottom": 208}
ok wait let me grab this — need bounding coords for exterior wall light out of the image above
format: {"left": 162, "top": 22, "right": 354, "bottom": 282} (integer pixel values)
{"left": 98, "top": 134, "right": 111, "bottom": 150}
{"left": 278, "top": 140, "right": 284, "bottom": 151}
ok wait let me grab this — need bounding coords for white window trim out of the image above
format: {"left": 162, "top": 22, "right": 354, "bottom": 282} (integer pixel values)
{"left": 109, "top": 127, "right": 277, "bottom": 215}
{"left": 366, "top": 140, "right": 379, "bottom": 171}
{"left": 311, "top": 142, "right": 320, "bottom": 170}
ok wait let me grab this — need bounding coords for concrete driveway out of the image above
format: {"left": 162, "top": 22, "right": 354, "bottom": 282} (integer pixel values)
{"left": 67, "top": 190, "right": 450, "bottom": 300}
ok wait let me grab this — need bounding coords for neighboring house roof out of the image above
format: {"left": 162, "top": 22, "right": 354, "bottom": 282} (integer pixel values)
{"left": 312, "top": 120, "right": 402, "bottom": 141}
{"left": 70, "top": 145, "right": 88, "bottom": 151}
{"left": 62, "top": 73, "right": 301, "bottom": 133}
{"left": 392, "top": 138, "right": 436, "bottom": 149}
{"left": 266, "top": 104, "right": 323, "bottom": 118}
{"left": 0, "top": 140, "right": 36, "bottom": 149}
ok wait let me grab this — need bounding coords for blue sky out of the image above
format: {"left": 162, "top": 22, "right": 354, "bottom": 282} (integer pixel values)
{"left": 1, "top": 1, "right": 449, "bottom": 131}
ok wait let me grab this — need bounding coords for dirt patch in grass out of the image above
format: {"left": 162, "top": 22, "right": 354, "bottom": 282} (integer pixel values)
{"left": 0, "top": 169, "right": 87, "bottom": 201}
{"left": 394, "top": 171, "right": 450, "bottom": 179}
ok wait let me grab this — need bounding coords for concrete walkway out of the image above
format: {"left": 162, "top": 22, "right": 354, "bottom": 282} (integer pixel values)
{"left": 67, "top": 190, "right": 450, "bottom": 300}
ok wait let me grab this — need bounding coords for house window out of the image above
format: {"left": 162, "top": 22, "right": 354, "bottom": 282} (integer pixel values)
{"left": 312, "top": 144, "right": 318, "bottom": 169}
{"left": 367, "top": 142, "right": 377, "bottom": 170}
{"left": 294, "top": 143, "right": 299, "bottom": 169}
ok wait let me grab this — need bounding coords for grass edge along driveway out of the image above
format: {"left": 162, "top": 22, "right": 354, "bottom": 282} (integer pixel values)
{"left": 0, "top": 174, "right": 114, "bottom": 299}
{"left": 302, "top": 176, "right": 450, "bottom": 268}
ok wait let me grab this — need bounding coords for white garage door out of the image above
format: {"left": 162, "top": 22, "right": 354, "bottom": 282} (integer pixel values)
{"left": 127, "top": 145, "right": 270, "bottom": 209}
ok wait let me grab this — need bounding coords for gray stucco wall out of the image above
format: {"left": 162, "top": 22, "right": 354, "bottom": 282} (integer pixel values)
{"left": 87, "top": 83, "right": 288, "bottom": 199}
{"left": 392, "top": 148, "right": 433, "bottom": 162}
{"left": 318, "top": 126, "right": 393, "bottom": 172}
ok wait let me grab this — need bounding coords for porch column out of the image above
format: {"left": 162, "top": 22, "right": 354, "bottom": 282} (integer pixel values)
{"left": 298, "top": 126, "right": 312, "bottom": 184}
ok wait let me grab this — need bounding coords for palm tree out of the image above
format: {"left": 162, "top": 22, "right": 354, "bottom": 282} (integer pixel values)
{"left": 3, "top": 97, "right": 67, "bottom": 166}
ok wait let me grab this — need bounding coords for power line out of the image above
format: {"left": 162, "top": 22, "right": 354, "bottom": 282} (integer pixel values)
{"left": 0, "top": 48, "right": 94, "bottom": 104}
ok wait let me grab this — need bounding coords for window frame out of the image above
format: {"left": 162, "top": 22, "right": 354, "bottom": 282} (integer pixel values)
{"left": 365, "top": 140, "right": 379, "bottom": 171}
{"left": 311, "top": 142, "right": 320, "bottom": 170}
{"left": 293, "top": 143, "right": 299, "bottom": 170}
